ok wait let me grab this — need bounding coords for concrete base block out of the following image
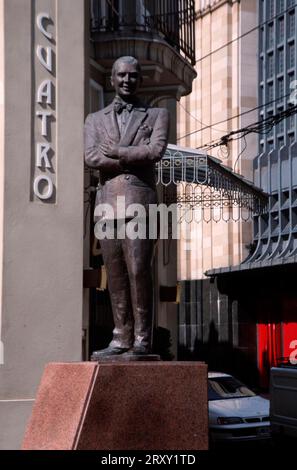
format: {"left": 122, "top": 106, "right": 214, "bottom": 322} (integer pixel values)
{"left": 22, "top": 362, "right": 208, "bottom": 450}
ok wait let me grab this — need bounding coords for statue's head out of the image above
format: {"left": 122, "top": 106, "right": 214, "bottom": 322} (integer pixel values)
{"left": 111, "top": 56, "right": 142, "bottom": 100}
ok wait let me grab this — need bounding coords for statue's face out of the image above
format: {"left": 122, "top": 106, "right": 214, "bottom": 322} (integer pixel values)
{"left": 111, "top": 61, "right": 141, "bottom": 98}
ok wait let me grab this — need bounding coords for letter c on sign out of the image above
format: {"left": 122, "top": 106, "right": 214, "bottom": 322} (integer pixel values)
{"left": 36, "top": 13, "right": 53, "bottom": 40}
{"left": 33, "top": 175, "right": 53, "bottom": 200}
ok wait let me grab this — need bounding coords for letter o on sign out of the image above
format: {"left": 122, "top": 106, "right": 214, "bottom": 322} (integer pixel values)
{"left": 33, "top": 175, "right": 53, "bottom": 200}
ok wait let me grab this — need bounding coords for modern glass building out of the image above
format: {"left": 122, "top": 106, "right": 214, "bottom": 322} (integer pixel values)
{"left": 259, "top": 0, "right": 296, "bottom": 152}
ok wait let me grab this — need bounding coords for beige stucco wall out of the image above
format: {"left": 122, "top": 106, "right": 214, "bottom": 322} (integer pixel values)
{"left": 0, "top": 0, "right": 4, "bottom": 367}
{"left": 0, "top": 0, "right": 85, "bottom": 449}
{"left": 177, "top": 0, "right": 257, "bottom": 279}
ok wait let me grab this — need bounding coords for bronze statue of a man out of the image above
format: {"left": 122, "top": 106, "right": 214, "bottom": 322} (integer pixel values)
{"left": 84, "top": 56, "right": 169, "bottom": 358}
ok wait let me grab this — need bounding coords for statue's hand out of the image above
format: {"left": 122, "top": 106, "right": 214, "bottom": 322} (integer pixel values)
{"left": 99, "top": 142, "right": 119, "bottom": 159}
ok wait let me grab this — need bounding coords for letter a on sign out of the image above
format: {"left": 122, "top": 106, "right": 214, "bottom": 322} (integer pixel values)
{"left": 37, "top": 79, "right": 53, "bottom": 105}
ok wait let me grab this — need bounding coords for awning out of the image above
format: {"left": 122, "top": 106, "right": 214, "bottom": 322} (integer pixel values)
{"left": 156, "top": 144, "right": 268, "bottom": 222}
{"left": 206, "top": 142, "right": 297, "bottom": 273}
{"left": 206, "top": 254, "right": 297, "bottom": 277}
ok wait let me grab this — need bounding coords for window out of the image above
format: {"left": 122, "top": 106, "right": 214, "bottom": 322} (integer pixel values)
{"left": 288, "top": 71, "right": 295, "bottom": 91}
{"left": 288, "top": 114, "right": 296, "bottom": 130}
{"left": 287, "top": 0, "right": 296, "bottom": 9}
{"left": 260, "top": 55, "right": 265, "bottom": 81}
{"left": 208, "top": 377, "right": 255, "bottom": 401}
{"left": 267, "top": 110, "right": 274, "bottom": 139}
{"left": 278, "top": 120, "right": 285, "bottom": 134}
{"left": 277, "top": 17, "right": 285, "bottom": 43}
{"left": 288, "top": 133, "right": 296, "bottom": 145}
{"left": 267, "top": 53, "right": 274, "bottom": 77}
{"left": 268, "top": 127, "right": 274, "bottom": 140}
{"left": 278, "top": 48, "right": 285, "bottom": 73}
{"left": 288, "top": 43, "right": 295, "bottom": 69}
{"left": 267, "top": 82, "right": 274, "bottom": 102}
{"left": 278, "top": 136, "right": 285, "bottom": 148}
{"left": 278, "top": 77, "right": 284, "bottom": 99}
{"left": 268, "top": 23, "right": 274, "bottom": 48}
{"left": 260, "top": 27, "right": 265, "bottom": 52}
{"left": 277, "top": 0, "right": 285, "bottom": 14}
{"left": 260, "top": 0, "right": 265, "bottom": 21}
{"left": 288, "top": 11, "right": 295, "bottom": 38}
{"left": 260, "top": 85, "right": 264, "bottom": 105}
{"left": 268, "top": 0, "right": 275, "bottom": 19}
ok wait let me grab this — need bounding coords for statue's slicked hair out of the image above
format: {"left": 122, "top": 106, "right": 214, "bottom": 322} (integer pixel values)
{"left": 111, "top": 56, "right": 141, "bottom": 77}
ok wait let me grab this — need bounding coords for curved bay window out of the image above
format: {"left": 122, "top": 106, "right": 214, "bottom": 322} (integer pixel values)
{"left": 90, "top": 0, "right": 196, "bottom": 65}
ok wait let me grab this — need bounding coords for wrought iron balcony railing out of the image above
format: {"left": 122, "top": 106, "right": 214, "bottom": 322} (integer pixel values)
{"left": 157, "top": 145, "right": 268, "bottom": 223}
{"left": 90, "top": 0, "right": 196, "bottom": 65}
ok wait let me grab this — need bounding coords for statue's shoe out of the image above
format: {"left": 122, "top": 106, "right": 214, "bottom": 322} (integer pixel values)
{"left": 121, "top": 347, "right": 160, "bottom": 361}
{"left": 91, "top": 346, "right": 129, "bottom": 360}
{"left": 123, "top": 346, "right": 151, "bottom": 356}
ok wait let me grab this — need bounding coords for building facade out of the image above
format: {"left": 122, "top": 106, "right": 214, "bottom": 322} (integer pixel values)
{"left": 0, "top": 0, "right": 86, "bottom": 449}
{"left": 177, "top": 0, "right": 260, "bottom": 375}
{"left": 177, "top": 0, "right": 258, "bottom": 280}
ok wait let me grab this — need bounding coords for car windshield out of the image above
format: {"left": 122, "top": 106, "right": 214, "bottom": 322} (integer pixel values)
{"left": 208, "top": 376, "right": 256, "bottom": 400}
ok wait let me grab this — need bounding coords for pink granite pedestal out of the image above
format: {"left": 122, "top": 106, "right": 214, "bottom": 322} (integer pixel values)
{"left": 22, "top": 362, "right": 208, "bottom": 450}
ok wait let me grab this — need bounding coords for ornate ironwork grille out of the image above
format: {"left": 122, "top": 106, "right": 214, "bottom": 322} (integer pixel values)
{"left": 90, "top": 0, "right": 196, "bottom": 65}
{"left": 157, "top": 145, "right": 268, "bottom": 223}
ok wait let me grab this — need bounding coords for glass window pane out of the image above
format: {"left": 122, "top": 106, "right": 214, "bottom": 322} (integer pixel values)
{"left": 288, "top": 0, "right": 295, "bottom": 9}
{"left": 267, "top": 82, "right": 274, "bottom": 102}
{"left": 278, "top": 78, "right": 284, "bottom": 99}
{"left": 289, "top": 133, "right": 296, "bottom": 145}
{"left": 289, "top": 114, "right": 296, "bottom": 130}
{"left": 260, "top": 27, "right": 264, "bottom": 51}
{"left": 267, "top": 53, "right": 274, "bottom": 77}
{"left": 278, "top": 136, "right": 285, "bottom": 148}
{"left": 278, "top": 48, "right": 284, "bottom": 72}
{"left": 260, "top": 85, "right": 264, "bottom": 104}
{"left": 260, "top": 56, "right": 265, "bottom": 81}
{"left": 277, "top": 0, "right": 285, "bottom": 14}
{"left": 277, "top": 17, "right": 285, "bottom": 43}
{"left": 278, "top": 120, "right": 284, "bottom": 133}
{"left": 267, "top": 23, "right": 274, "bottom": 48}
{"left": 288, "top": 43, "right": 295, "bottom": 68}
{"left": 288, "top": 11, "right": 295, "bottom": 37}
{"left": 268, "top": 0, "right": 275, "bottom": 19}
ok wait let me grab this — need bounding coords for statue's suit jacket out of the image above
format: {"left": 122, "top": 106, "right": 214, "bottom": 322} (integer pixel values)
{"left": 84, "top": 101, "right": 169, "bottom": 220}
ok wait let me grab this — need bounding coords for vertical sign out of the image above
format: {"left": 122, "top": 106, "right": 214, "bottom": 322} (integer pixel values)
{"left": 32, "top": 1, "right": 56, "bottom": 202}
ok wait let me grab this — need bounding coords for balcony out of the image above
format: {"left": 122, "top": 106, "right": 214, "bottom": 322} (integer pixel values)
{"left": 89, "top": 0, "right": 197, "bottom": 99}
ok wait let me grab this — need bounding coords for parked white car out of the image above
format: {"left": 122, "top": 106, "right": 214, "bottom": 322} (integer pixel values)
{"left": 208, "top": 372, "right": 271, "bottom": 443}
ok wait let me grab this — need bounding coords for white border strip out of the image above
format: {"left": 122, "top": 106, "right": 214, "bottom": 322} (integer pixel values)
{"left": 0, "top": 399, "right": 35, "bottom": 403}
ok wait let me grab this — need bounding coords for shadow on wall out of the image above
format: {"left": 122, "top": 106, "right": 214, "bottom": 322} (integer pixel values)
{"left": 153, "top": 326, "right": 174, "bottom": 361}
{"left": 178, "top": 321, "right": 260, "bottom": 389}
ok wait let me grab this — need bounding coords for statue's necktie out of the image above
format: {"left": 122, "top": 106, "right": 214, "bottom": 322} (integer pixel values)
{"left": 114, "top": 102, "right": 133, "bottom": 135}
{"left": 114, "top": 102, "right": 133, "bottom": 114}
